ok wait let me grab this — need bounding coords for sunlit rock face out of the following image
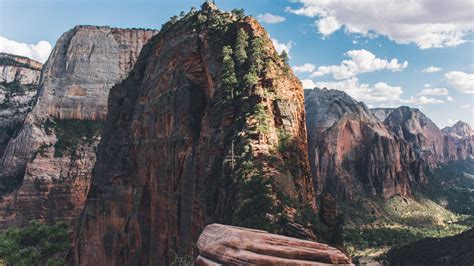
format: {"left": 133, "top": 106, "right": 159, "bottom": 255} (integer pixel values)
{"left": 0, "top": 53, "right": 42, "bottom": 157}
{"left": 0, "top": 26, "right": 157, "bottom": 231}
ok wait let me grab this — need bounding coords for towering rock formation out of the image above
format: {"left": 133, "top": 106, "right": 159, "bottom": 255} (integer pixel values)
{"left": 70, "top": 5, "right": 315, "bottom": 265}
{"left": 0, "top": 53, "right": 42, "bottom": 85}
{"left": 0, "top": 26, "right": 156, "bottom": 230}
{"left": 305, "top": 88, "right": 419, "bottom": 200}
{"left": 373, "top": 108, "right": 473, "bottom": 162}
{"left": 442, "top": 121, "right": 474, "bottom": 160}
{"left": 0, "top": 54, "right": 42, "bottom": 157}
{"left": 382, "top": 106, "right": 446, "bottom": 167}
{"left": 442, "top": 121, "right": 474, "bottom": 138}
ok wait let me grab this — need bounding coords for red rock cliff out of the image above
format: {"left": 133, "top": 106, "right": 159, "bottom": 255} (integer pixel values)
{"left": 0, "top": 26, "right": 157, "bottom": 230}
{"left": 305, "top": 89, "right": 422, "bottom": 200}
{"left": 70, "top": 6, "right": 314, "bottom": 265}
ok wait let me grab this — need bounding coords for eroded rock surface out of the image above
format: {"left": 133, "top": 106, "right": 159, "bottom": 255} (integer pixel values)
{"left": 0, "top": 53, "right": 42, "bottom": 85}
{"left": 195, "top": 224, "right": 352, "bottom": 265}
{"left": 305, "top": 88, "right": 419, "bottom": 199}
{"left": 0, "top": 26, "right": 156, "bottom": 230}
{"left": 0, "top": 53, "right": 42, "bottom": 157}
{"left": 70, "top": 6, "right": 315, "bottom": 265}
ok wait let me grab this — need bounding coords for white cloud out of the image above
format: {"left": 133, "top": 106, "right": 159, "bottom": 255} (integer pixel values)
{"left": 404, "top": 96, "right": 444, "bottom": 105}
{"left": 305, "top": 77, "right": 448, "bottom": 106}
{"left": 286, "top": 0, "right": 473, "bottom": 49}
{"left": 293, "top": 63, "right": 316, "bottom": 73}
{"left": 301, "top": 79, "right": 316, "bottom": 89}
{"left": 310, "top": 49, "right": 408, "bottom": 80}
{"left": 257, "top": 13, "right": 286, "bottom": 24}
{"left": 418, "top": 87, "right": 448, "bottom": 96}
{"left": 310, "top": 77, "right": 404, "bottom": 104}
{"left": 0, "top": 36, "right": 52, "bottom": 63}
{"left": 445, "top": 71, "right": 474, "bottom": 94}
{"left": 317, "top": 16, "right": 341, "bottom": 36}
{"left": 422, "top": 66, "right": 442, "bottom": 73}
{"left": 446, "top": 96, "right": 455, "bottom": 102}
{"left": 460, "top": 104, "right": 471, "bottom": 108}
{"left": 271, "top": 38, "right": 293, "bottom": 56}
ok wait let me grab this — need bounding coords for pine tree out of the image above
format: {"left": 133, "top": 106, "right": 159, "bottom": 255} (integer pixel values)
{"left": 280, "top": 50, "right": 291, "bottom": 74}
{"left": 221, "top": 46, "right": 238, "bottom": 99}
{"left": 234, "top": 29, "right": 249, "bottom": 66}
{"left": 249, "top": 37, "right": 265, "bottom": 73}
{"left": 280, "top": 50, "right": 289, "bottom": 65}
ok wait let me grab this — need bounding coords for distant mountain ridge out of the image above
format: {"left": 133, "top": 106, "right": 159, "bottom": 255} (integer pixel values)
{"left": 305, "top": 87, "right": 473, "bottom": 200}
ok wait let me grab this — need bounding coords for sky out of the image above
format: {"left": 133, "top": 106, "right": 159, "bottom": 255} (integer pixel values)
{"left": 0, "top": 0, "right": 473, "bottom": 127}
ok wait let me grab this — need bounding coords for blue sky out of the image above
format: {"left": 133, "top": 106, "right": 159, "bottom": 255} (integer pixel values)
{"left": 1, "top": 0, "right": 473, "bottom": 127}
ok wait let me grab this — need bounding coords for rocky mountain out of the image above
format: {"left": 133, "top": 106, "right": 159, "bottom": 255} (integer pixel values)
{"left": 441, "top": 121, "right": 474, "bottom": 161}
{"left": 374, "top": 108, "right": 473, "bottom": 162}
{"left": 0, "top": 53, "right": 42, "bottom": 85}
{"left": 305, "top": 88, "right": 420, "bottom": 200}
{"left": 0, "top": 54, "right": 42, "bottom": 157}
{"left": 70, "top": 4, "right": 315, "bottom": 264}
{"left": 382, "top": 106, "right": 446, "bottom": 167}
{"left": 0, "top": 26, "right": 157, "bottom": 230}
{"left": 442, "top": 121, "right": 474, "bottom": 139}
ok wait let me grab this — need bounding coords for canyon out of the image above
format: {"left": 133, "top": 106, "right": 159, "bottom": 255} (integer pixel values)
{"left": 0, "top": 3, "right": 471, "bottom": 266}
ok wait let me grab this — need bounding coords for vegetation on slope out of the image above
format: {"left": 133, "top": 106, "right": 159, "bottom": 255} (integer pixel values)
{"left": 341, "top": 159, "right": 474, "bottom": 262}
{"left": 43, "top": 119, "right": 102, "bottom": 159}
{"left": 0, "top": 221, "right": 69, "bottom": 266}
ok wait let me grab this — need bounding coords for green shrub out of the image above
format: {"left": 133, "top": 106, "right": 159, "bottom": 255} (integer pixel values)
{"left": 43, "top": 119, "right": 102, "bottom": 158}
{"left": 233, "top": 174, "right": 276, "bottom": 232}
{"left": 0, "top": 221, "right": 69, "bottom": 266}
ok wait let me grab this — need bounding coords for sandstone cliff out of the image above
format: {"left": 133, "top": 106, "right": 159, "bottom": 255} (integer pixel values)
{"left": 441, "top": 121, "right": 474, "bottom": 161}
{"left": 0, "top": 53, "right": 42, "bottom": 85}
{"left": 442, "top": 121, "right": 474, "bottom": 139}
{"left": 70, "top": 4, "right": 315, "bottom": 265}
{"left": 0, "top": 26, "right": 156, "bottom": 230}
{"left": 382, "top": 106, "right": 446, "bottom": 167}
{"left": 0, "top": 54, "right": 42, "bottom": 158}
{"left": 305, "top": 88, "right": 420, "bottom": 200}
{"left": 373, "top": 108, "right": 473, "bottom": 163}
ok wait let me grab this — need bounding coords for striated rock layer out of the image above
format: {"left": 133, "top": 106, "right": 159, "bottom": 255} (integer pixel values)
{"left": 442, "top": 121, "right": 474, "bottom": 160}
{"left": 0, "top": 54, "right": 42, "bottom": 157}
{"left": 195, "top": 224, "right": 352, "bottom": 265}
{"left": 0, "top": 26, "right": 157, "bottom": 230}
{"left": 70, "top": 5, "right": 315, "bottom": 265}
{"left": 373, "top": 108, "right": 473, "bottom": 162}
{"left": 305, "top": 88, "right": 421, "bottom": 200}
{"left": 0, "top": 53, "right": 42, "bottom": 85}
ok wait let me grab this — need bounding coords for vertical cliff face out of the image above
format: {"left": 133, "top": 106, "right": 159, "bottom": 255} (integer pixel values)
{"left": 442, "top": 121, "right": 474, "bottom": 160}
{"left": 305, "top": 88, "right": 419, "bottom": 200}
{"left": 71, "top": 5, "right": 314, "bottom": 265}
{"left": 0, "top": 26, "right": 157, "bottom": 230}
{"left": 0, "top": 53, "right": 42, "bottom": 85}
{"left": 383, "top": 106, "right": 446, "bottom": 167}
{"left": 0, "top": 54, "right": 42, "bottom": 157}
